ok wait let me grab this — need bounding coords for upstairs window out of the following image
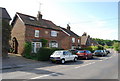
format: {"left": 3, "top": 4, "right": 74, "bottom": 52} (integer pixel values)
{"left": 72, "top": 37, "right": 75, "bottom": 43}
{"left": 35, "top": 30, "right": 39, "bottom": 37}
{"left": 51, "top": 31, "right": 57, "bottom": 37}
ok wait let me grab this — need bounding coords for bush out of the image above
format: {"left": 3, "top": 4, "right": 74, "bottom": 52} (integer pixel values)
{"left": 41, "top": 39, "right": 48, "bottom": 47}
{"left": 82, "top": 45, "right": 104, "bottom": 53}
{"left": 37, "top": 47, "right": 64, "bottom": 61}
{"left": 113, "top": 42, "right": 120, "bottom": 51}
{"left": 97, "top": 45, "right": 104, "bottom": 50}
{"left": 23, "top": 42, "right": 32, "bottom": 59}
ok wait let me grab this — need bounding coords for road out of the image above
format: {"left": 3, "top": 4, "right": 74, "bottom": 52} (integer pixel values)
{"left": 2, "top": 52, "right": 118, "bottom": 80}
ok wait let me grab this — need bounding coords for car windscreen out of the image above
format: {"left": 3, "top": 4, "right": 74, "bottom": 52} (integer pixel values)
{"left": 78, "top": 51, "right": 85, "bottom": 53}
{"left": 53, "top": 51, "right": 63, "bottom": 55}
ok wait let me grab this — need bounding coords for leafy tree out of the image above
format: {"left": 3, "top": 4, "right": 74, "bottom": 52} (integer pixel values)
{"left": 113, "top": 42, "right": 120, "bottom": 51}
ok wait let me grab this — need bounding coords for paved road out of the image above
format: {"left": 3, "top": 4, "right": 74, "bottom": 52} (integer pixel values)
{"left": 2, "top": 52, "right": 118, "bottom": 79}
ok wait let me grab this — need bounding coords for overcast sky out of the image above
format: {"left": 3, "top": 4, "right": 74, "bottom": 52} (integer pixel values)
{"left": 0, "top": 0, "right": 119, "bottom": 40}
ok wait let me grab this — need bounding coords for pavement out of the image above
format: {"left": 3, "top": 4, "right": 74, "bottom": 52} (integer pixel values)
{"left": 2, "top": 53, "right": 52, "bottom": 70}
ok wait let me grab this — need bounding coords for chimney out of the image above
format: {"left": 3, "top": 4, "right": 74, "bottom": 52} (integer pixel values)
{"left": 37, "top": 11, "right": 42, "bottom": 21}
{"left": 67, "top": 24, "right": 71, "bottom": 30}
{"left": 82, "top": 32, "right": 87, "bottom": 36}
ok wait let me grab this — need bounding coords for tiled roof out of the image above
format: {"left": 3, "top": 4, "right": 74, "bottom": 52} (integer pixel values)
{"left": 0, "top": 7, "right": 11, "bottom": 20}
{"left": 60, "top": 27, "right": 79, "bottom": 37}
{"left": 12, "top": 12, "right": 61, "bottom": 30}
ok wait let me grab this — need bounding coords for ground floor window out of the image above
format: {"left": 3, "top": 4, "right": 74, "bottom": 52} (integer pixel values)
{"left": 71, "top": 46, "right": 76, "bottom": 49}
{"left": 32, "top": 42, "right": 42, "bottom": 53}
{"left": 49, "top": 41, "right": 58, "bottom": 48}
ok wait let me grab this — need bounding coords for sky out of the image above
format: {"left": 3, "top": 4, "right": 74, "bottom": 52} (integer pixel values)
{"left": 0, "top": 0, "right": 119, "bottom": 40}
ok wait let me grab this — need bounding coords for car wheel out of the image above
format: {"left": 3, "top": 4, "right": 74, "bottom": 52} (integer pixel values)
{"left": 91, "top": 56, "right": 93, "bottom": 59}
{"left": 74, "top": 57, "right": 77, "bottom": 62}
{"left": 85, "top": 56, "right": 88, "bottom": 60}
{"left": 61, "top": 59, "right": 65, "bottom": 64}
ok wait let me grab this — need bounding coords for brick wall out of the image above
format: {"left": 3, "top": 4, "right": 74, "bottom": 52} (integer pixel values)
{"left": 11, "top": 18, "right": 26, "bottom": 54}
{"left": 25, "top": 25, "right": 71, "bottom": 49}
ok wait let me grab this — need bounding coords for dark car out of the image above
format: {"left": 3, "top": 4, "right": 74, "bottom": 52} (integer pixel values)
{"left": 76, "top": 50, "right": 93, "bottom": 59}
{"left": 69, "top": 49, "right": 78, "bottom": 54}
{"left": 106, "top": 50, "right": 110, "bottom": 54}
{"left": 93, "top": 50, "right": 107, "bottom": 57}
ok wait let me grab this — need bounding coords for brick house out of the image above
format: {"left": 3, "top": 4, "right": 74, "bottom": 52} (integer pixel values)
{"left": 11, "top": 12, "right": 80, "bottom": 55}
{"left": 80, "top": 32, "right": 99, "bottom": 48}
{"left": 60, "top": 24, "right": 81, "bottom": 49}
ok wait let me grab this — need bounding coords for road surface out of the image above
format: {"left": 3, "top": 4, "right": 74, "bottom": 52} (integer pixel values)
{"left": 2, "top": 52, "right": 118, "bottom": 80}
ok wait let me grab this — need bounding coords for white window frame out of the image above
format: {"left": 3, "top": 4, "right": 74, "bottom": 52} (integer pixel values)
{"left": 72, "top": 37, "right": 75, "bottom": 43}
{"left": 71, "top": 46, "right": 76, "bottom": 49}
{"left": 51, "top": 31, "right": 57, "bottom": 37}
{"left": 32, "top": 42, "right": 42, "bottom": 53}
{"left": 49, "top": 41, "right": 58, "bottom": 48}
{"left": 78, "top": 39, "right": 80, "bottom": 43}
{"left": 35, "top": 30, "right": 40, "bottom": 37}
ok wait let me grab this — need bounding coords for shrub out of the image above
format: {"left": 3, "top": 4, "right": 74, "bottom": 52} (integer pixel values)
{"left": 98, "top": 45, "right": 104, "bottom": 50}
{"left": 41, "top": 39, "right": 48, "bottom": 47}
{"left": 37, "top": 47, "right": 64, "bottom": 61}
{"left": 113, "top": 42, "right": 120, "bottom": 51}
{"left": 23, "top": 42, "right": 32, "bottom": 59}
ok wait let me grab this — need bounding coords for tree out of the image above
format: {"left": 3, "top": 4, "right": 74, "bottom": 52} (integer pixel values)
{"left": 113, "top": 42, "right": 120, "bottom": 51}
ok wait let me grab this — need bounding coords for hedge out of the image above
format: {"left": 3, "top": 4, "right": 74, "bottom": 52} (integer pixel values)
{"left": 37, "top": 47, "right": 64, "bottom": 61}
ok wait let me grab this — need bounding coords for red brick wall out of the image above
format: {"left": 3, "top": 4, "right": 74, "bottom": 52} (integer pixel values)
{"left": 25, "top": 25, "right": 71, "bottom": 49}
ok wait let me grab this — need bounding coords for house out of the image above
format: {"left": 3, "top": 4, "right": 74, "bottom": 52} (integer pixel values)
{"left": 1, "top": 7, "right": 11, "bottom": 58}
{"left": 59, "top": 24, "right": 80, "bottom": 49}
{"left": 80, "top": 32, "right": 99, "bottom": 48}
{"left": 11, "top": 12, "right": 80, "bottom": 55}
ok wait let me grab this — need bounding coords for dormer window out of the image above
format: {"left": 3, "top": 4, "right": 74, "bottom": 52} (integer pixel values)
{"left": 29, "top": 17, "right": 35, "bottom": 21}
{"left": 51, "top": 31, "right": 58, "bottom": 37}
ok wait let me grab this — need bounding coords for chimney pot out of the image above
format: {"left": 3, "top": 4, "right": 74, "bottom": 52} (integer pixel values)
{"left": 67, "top": 24, "right": 71, "bottom": 30}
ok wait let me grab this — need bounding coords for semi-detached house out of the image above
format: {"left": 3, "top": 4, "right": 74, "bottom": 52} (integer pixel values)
{"left": 11, "top": 12, "right": 80, "bottom": 55}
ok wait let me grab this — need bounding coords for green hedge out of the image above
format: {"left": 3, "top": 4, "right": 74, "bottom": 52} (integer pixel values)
{"left": 82, "top": 45, "right": 104, "bottom": 53}
{"left": 37, "top": 47, "right": 64, "bottom": 61}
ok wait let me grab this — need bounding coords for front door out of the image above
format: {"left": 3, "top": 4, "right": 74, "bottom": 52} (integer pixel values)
{"left": 32, "top": 42, "right": 42, "bottom": 53}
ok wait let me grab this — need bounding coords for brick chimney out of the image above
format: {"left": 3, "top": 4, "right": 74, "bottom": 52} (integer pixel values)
{"left": 82, "top": 32, "right": 87, "bottom": 36}
{"left": 37, "top": 11, "right": 42, "bottom": 21}
{"left": 67, "top": 24, "right": 71, "bottom": 30}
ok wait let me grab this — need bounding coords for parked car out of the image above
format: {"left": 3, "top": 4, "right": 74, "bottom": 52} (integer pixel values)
{"left": 93, "top": 50, "right": 107, "bottom": 57}
{"left": 76, "top": 50, "right": 93, "bottom": 59}
{"left": 50, "top": 50, "right": 78, "bottom": 64}
{"left": 69, "top": 49, "right": 78, "bottom": 54}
